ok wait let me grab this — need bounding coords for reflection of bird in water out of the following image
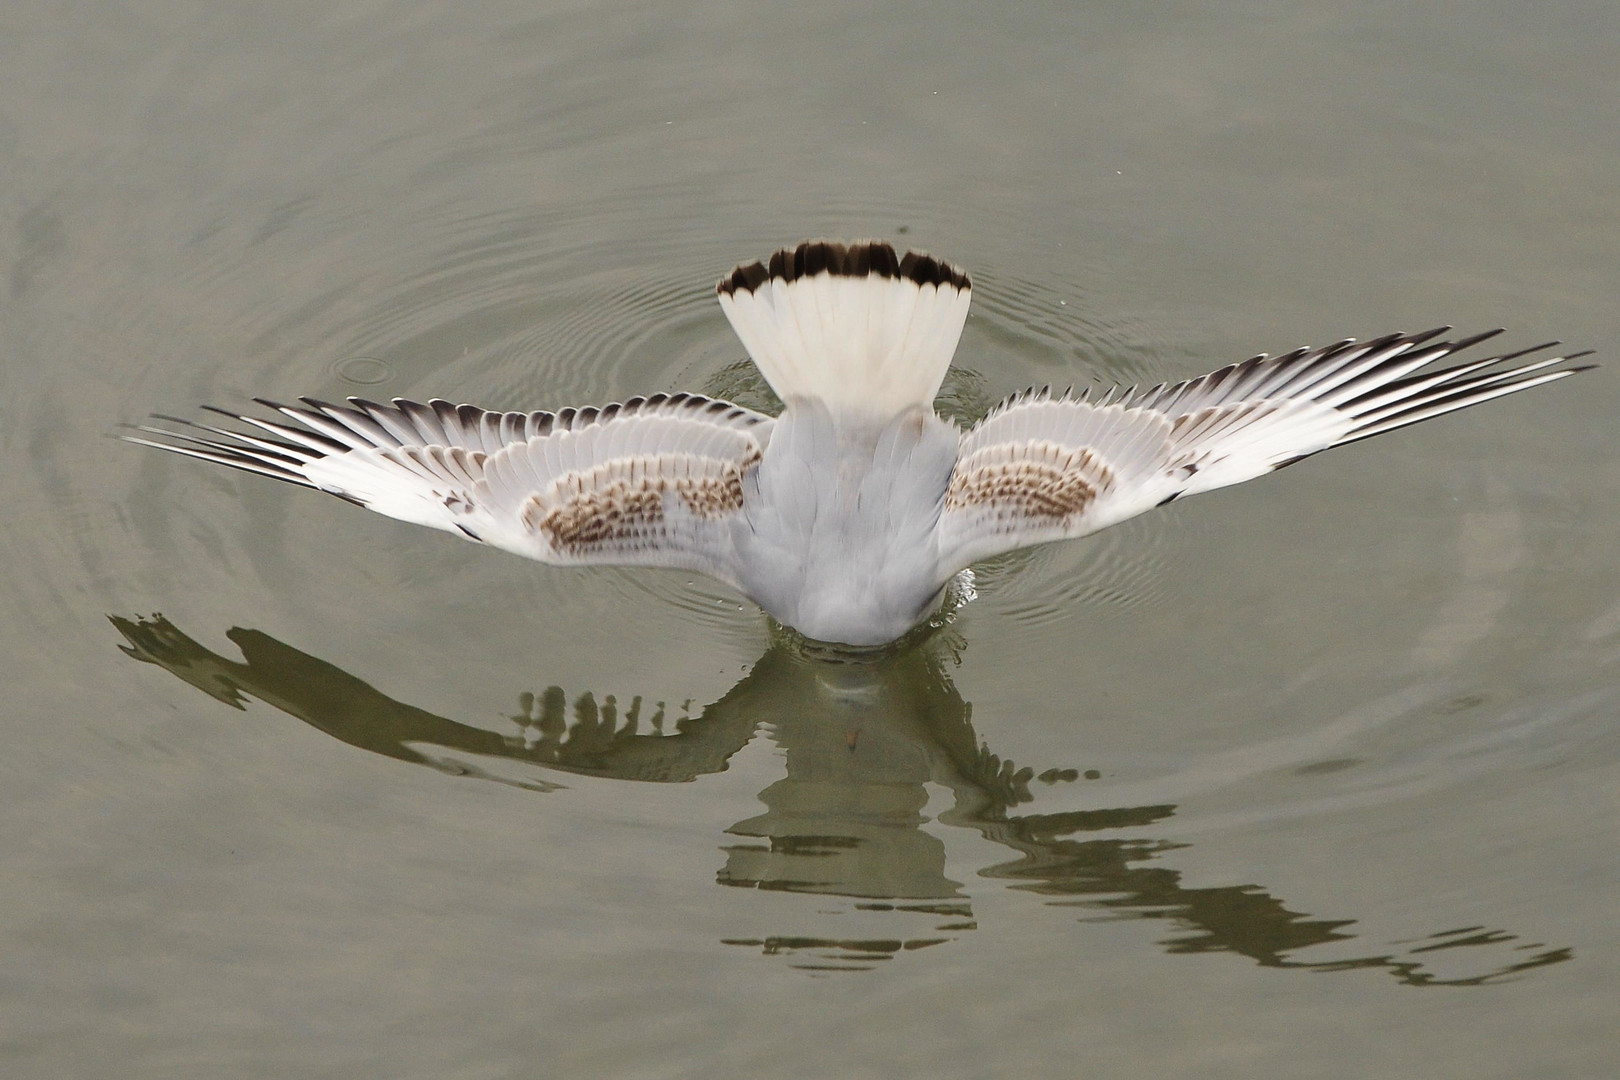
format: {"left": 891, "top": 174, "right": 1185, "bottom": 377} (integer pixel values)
{"left": 112, "top": 613, "right": 1569, "bottom": 981}
{"left": 124, "top": 241, "right": 1591, "bottom": 646}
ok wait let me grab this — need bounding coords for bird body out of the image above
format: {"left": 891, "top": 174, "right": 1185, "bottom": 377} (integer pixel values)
{"left": 732, "top": 402, "right": 960, "bottom": 644}
{"left": 126, "top": 240, "right": 1592, "bottom": 646}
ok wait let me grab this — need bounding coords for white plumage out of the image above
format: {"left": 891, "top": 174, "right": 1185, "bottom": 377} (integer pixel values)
{"left": 126, "top": 240, "right": 1593, "bottom": 646}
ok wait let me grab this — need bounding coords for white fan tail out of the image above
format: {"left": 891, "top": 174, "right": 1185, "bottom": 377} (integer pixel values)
{"left": 716, "top": 240, "right": 972, "bottom": 422}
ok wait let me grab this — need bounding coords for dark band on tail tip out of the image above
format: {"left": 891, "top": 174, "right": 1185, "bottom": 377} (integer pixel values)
{"left": 717, "top": 240, "right": 970, "bottom": 296}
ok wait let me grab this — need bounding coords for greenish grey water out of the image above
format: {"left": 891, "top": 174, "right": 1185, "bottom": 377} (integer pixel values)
{"left": 3, "top": 2, "right": 1618, "bottom": 1077}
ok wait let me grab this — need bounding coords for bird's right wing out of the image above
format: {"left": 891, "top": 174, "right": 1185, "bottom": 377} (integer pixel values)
{"left": 938, "top": 328, "right": 1591, "bottom": 572}
{"left": 125, "top": 393, "right": 773, "bottom": 583}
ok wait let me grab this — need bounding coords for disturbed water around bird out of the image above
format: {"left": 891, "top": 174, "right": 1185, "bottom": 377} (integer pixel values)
{"left": 3, "top": 4, "right": 1618, "bottom": 1077}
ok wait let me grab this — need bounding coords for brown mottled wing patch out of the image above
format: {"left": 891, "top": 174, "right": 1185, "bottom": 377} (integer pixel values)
{"left": 515, "top": 451, "right": 758, "bottom": 560}
{"left": 938, "top": 398, "right": 1177, "bottom": 571}
{"left": 938, "top": 432, "right": 1157, "bottom": 571}
{"left": 477, "top": 422, "right": 766, "bottom": 580}
{"left": 946, "top": 442, "right": 1115, "bottom": 523}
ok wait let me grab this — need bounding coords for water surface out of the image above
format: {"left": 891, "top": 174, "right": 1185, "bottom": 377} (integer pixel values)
{"left": 3, "top": 2, "right": 1618, "bottom": 1077}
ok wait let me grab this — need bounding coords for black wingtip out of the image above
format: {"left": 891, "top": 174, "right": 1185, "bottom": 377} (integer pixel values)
{"left": 1487, "top": 339, "right": 1562, "bottom": 365}
{"left": 1446, "top": 327, "right": 1506, "bottom": 352}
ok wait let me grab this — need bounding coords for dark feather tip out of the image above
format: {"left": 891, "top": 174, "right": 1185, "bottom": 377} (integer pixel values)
{"left": 718, "top": 239, "right": 969, "bottom": 295}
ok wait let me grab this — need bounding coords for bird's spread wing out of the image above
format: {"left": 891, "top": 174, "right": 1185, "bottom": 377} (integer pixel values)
{"left": 126, "top": 394, "right": 773, "bottom": 581}
{"left": 938, "top": 328, "right": 1592, "bottom": 571}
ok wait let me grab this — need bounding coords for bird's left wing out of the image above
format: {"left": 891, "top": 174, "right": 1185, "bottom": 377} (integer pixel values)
{"left": 126, "top": 394, "right": 773, "bottom": 582}
{"left": 938, "top": 328, "right": 1591, "bottom": 572}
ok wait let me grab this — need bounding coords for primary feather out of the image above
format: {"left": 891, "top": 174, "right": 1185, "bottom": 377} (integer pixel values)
{"left": 126, "top": 240, "right": 1593, "bottom": 646}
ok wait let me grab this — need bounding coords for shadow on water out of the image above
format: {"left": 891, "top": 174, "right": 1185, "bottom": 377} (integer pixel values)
{"left": 111, "top": 614, "right": 1570, "bottom": 982}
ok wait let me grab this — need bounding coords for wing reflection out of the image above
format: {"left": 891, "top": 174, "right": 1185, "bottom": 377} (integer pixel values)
{"left": 111, "top": 614, "right": 1569, "bottom": 983}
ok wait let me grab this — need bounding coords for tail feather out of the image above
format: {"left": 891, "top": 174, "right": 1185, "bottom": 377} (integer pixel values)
{"left": 717, "top": 240, "right": 971, "bottom": 419}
